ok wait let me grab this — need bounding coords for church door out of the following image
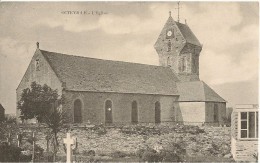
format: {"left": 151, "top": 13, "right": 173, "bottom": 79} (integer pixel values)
{"left": 105, "top": 100, "right": 113, "bottom": 124}
{"left": 131, "top": 101, "right": 138, "bottom": 124}
{"left": 74, "top": 99, "right": 82, "bottom": 123}
{"left": 155, "top": 101, "right": 161, "bottom": 124}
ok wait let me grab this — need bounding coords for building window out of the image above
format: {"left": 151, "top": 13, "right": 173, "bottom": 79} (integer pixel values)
{"left": 179, "top": 57, "right": 187, "bottom": 72}
{"left": 183, "top": 57, "right": 186, "bottom": 72}
{"left": 74, "top": 99, "right": 82, "bottom": 123}
{"left": 155, "top": 101, "right": 161, "bottom": 124}
{"left": 240, "top": 111, "right": 258, "bottom": 138}
{"left": 214, "top": 104, "right": 218, "bottom": 122}
{"left": 35, "top": 59, "right": 40, "bottom": 71}
{"left": 131, "top": 101, "right": 138, "bottom": 124}
{"left": 105, "top": 100, "right": 113, "bottom": 124}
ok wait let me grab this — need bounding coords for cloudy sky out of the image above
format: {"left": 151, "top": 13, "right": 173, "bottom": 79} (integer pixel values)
{"left": 0, "top": 2, "right": 258, "bottom": 114}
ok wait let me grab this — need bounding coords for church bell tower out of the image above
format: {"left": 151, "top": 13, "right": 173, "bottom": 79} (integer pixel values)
{"left": 154, "top": 11, "right": 202, "bottom": 82}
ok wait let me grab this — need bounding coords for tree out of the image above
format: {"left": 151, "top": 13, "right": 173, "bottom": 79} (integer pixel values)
{"left": 222, "top": 107, "right": 233, "bottom": 127}
{"left": 17, "top": 82, "right": 60, "bottom": 122}
{"left": 44, "top": 106, "right": 67, "bottom": 162}
{"left": 17, "top": 82, "right": 67, "bottom": 161}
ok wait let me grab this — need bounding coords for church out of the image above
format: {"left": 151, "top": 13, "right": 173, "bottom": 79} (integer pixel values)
{"left": 16, "top": 12, "right": 226, "bottom": 126}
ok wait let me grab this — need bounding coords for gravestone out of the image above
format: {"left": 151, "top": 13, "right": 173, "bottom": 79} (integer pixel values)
{"left": 63, "top": 133, "right": 74, "bottom": 163}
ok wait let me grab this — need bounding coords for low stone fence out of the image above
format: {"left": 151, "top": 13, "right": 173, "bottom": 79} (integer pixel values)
{"left": 5, "top": 124, "right": 232, "bottom": 158}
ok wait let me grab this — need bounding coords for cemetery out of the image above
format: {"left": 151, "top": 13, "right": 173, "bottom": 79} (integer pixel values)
{"left": 0, "top": 121, "right": 237, "bottom": 162}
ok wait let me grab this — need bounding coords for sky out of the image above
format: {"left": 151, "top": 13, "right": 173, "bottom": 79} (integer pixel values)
{"left": 0, "top": 2, "right": 258, "bottom": 114}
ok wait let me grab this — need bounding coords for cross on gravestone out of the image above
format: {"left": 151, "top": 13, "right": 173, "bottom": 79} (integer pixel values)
{"left": 63, "top": 133, "right": 74, "bottom": 163}
{"left": 32, "top": 132, "right": 36, "bottom": 162}
{"left": 17, "top": 133, "right": 22, "bottom": 147}
{"left": 7, "top": 133, "right": 11, "bottom": 145}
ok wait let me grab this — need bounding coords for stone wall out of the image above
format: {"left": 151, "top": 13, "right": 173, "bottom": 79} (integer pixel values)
{"left": 62, "top": 91, "right": 178, "bottom": 124}
{"left": 16, "top": 125, "right": 231, "bottom": 158}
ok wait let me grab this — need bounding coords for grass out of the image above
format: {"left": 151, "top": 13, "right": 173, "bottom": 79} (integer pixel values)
{"left": 99, "top": 155, "right": 235, "bottom": 162}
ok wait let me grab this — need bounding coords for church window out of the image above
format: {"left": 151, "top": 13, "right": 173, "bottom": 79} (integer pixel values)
{"left": 167, "top": 40, "right": 171, "bottom": 52}
{"left": 35, "top": 59, "right": 40, "bottom": 71}
{"left": 239, "top": 111, "right": 258, "bottom": 139}
{"left": 105, "top": 100, "right": 113, "bottom": 124}
{"left": 131, "top": 101, "right": 138, "bottom": 124}
{"left": 74, "top": 99, "right": 82, "bottom": 123}
{"left": 214, "top": 104, "right": 218, "bottom": 122}
{"left": 155, "top": 101, "right": 161, "bottom": 124}
{"left": 180, "top": 57, "right": 187, "bottom": 72}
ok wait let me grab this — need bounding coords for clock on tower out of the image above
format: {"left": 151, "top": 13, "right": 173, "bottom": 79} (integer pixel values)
{"left": 166, "top": 29, "right": 174, "bottom": 39}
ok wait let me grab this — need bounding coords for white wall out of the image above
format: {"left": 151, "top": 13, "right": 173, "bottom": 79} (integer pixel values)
{"left": 178, "top": 102, "right": 205, "bottom": 123}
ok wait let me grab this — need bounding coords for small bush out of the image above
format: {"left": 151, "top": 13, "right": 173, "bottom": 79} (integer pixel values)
{"left": 160, "top": 140, "right": 186, "bottom": 162}
{"left": 0, "top": 142, "right": 22, "bottom": 162}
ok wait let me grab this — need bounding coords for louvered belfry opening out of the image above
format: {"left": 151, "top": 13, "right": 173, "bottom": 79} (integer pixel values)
{"left": 131, "top": 101, "right": 138, "bottom": 124}
{"left": 105, "top": 100, "right": 113, "bottom": 124}
{"left": 155, "top": 101, "right": 161, "bottom": 124}
{"left": 74, "top": 99, "right": 82, "bottom": 123}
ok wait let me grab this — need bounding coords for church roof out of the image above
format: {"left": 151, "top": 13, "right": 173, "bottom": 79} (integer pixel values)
{"left": 176, "top": 22, "right": 201, "bottom": 47}
{"left": 40, "top": 50, "right": 180, "bottom": 95}
{"left": 0, "top": 104, "right": 5, "bottom": 111}
{"left": 176, "top": 81, "right": 226, "bottom": 102}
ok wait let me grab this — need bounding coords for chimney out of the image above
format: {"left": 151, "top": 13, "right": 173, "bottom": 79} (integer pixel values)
{"left": 36, "top": 42, "right": 39, "bottom": 49}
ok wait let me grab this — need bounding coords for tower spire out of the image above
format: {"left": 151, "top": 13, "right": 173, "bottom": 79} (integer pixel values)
{"left": 169, "top": 11, "right": 171, "bottom": 17}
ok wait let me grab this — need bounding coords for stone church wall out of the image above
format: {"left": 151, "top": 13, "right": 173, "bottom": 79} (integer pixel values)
{"left": 62, "top": 91, "right": 178, "bottom": 124}
{"left": 205, "top": 102, "right": 226, "bottom": 125}
{"left": 16, "top": 50, "right": 62, "bottom": 122}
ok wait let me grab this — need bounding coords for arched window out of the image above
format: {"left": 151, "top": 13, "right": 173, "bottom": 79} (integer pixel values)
{"left": 105, "top": 100, "right": 113, "bottom": 124}
{"left": 131, "top": 101, "right": 138, "bottom": 123}
{"left": 35, "top": 59, "right": 40, "bottom": 71}
{"left": 155, "top": 101, "right": 161, "bottom": 124}
{"left": 214, "top": 104, "right": 218, "bottom": 122}
{"left": 182, "top": 56, "right": 187, "bottom": 72}
{"left": 74, "top": 99, "right": 82, "bottom": 123}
